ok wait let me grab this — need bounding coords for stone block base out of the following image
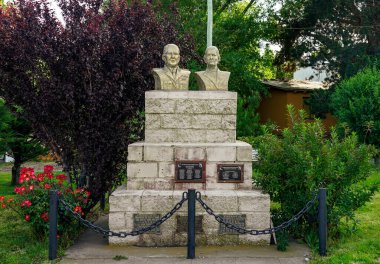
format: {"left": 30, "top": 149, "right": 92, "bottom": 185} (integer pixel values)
{"left": 109, "top": 188, "right": 271, "bottom": 246}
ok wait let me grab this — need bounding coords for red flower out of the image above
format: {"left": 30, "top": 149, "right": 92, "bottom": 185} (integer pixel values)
{"left": 19, "top": 167, "right": 35, "bottom": 183}
{"left": 0, "top": 196, "right": 4, "bottom": 201}
{"left": 57, "top": 180, "right": 64, "bottom": 185}
{"left": 45, "top": 173, "right": 54, "bottom": 179}
{"left": 1, "top": 203, "right": 5, "bottom": 208}
{"left": 44, "top": 183, "right": 51, "bottom": 189}
{"left": 14, "top": 186, "right": 26, "bottom": 195}
{"left": 25, "top": 215, "right": 30, "bottom": 221}
{"left": 7, "top": 198, "right": 13, "bottom": 202}
{"left": 28, "top": 185, "right": 34, "bottom": 191}
{"left": 56, "top": 174, "right": 67, "bottom": 180}
{"left": 44, "top": 165, "right": 54, "bottom": 173}
{"left": 74, "top": 206, "right": 84, "bottom": 216}
{"left": 21, "top": 200, "right": 32, "bottom": 207}
{"left": 40, "top": 212, "right": 49, "bottom": 221}
{"left": 37, "top": 173, "right": 44, "bottom": 181}
{"left": 85, "top": 191, "right": 90, "bottom": 197}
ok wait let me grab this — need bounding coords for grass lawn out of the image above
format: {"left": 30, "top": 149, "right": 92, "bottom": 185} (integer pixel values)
{"left": 311, "top": 169, "right": 380, "bottom": 264}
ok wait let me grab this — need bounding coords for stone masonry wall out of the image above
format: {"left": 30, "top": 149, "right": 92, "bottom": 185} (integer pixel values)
{"left": 145, "top": 91, "right": 237, "bottom": 143}
{"left": 127, "top": 141, "right": 253, "bottom": 191}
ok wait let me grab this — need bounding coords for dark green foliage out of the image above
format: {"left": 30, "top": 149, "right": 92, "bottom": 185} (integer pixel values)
{"left": 0, "top": 0, "right": 195, "bottom": 207}
{"left": 331, "top": 68, "right": 380, "bottom": 148}
{"left": 254, "top": 106, "right": 378, "bottom": 248}
{"left": 0, "top": 99, "right": 46, "bottom": 185}
{"left": 270, "top": 0, "right": 380, "bottom": 81}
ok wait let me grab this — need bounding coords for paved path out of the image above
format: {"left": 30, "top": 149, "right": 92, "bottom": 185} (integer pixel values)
{"left": 59, "top": 216, "right": 311, "bottom": 264}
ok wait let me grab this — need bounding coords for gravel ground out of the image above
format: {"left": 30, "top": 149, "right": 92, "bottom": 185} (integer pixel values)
{"left": 0, "top": 161, "right": 63, "bottom": 173}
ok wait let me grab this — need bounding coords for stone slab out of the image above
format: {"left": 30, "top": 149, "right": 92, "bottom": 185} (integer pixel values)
{"left": 109, "top": 189, "right": 270, "bottom": 246}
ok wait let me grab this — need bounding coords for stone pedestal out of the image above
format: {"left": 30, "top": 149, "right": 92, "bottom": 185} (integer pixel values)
{"left": 109, "top": 91, "right": 271, "bottom": 246}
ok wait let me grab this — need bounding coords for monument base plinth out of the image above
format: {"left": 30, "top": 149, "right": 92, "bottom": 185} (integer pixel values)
{"left": 109, "top": 188, "right": 271, "bottom": 246}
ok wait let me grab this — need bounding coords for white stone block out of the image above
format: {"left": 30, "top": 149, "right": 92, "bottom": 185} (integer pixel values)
{"left": 237, "top": 145, "right": 253, "bottom": 161}
{"left": 109, "top": 234, "right": 139, "bottom": 245}
{"left": 144, "top": 145, "right": 174, "bottom": 161}
{"left": 109, "top": 190, "right": 142, "bottom": 212}
{"left": 127, "top": 162, "right": 158, "bottom": 178}
{"left": 206, "top": 162, "right": 217, "bottom": 178}
{"left": 141, "top": 190, "right": 175, "bottom": 212}
{"left": 145, "top": 114, "right": 161, "bottom": 129}
{"left": 145, "top": 98, "right": 175, "bottom": 113}
{"left": 245, "top": 212, "right": 271, "bottom": 229}
{"left": 202, "top": 190, "right": 238, "bottom": 212}
{"left": 174, "top": 182, "right": 206, "bottom": 191}
{"left": 221, "top": 115, "right": 236, "bottom": 129}
{"left": 160, "top": 114, "right": 193, "bottom": 129}
{"left": 128, "top": 145, "right": 143, "bottom": 161}
{"left": 175, "top": 99, "right": 236, "bottom": 115}
{"left": 158, "top": 162, "right": 175, "bottom": 178}
{"left": 206, "top": 146, "right": 236, "bottom": 161}
{"left": 126, "top": 179, "right": 145, "bottom": 190}
{"left": 174, "top": 147, "right": 206, "bottom": 160}
{"left": 145, "top": 129, "right": 176, "bottom": 142}
{"left": 145, "top": 90, "right": 237, "bottom": 100}
{"left": 237, "top": 191, "right": 270, "bottom": 212}
{"left": 244, "top": 162, "right": 252, "bottom": 181}
{"left": 108, "top": 212, "right": 126, "bottom": 229}
{"left": 206, "top": 182, "right": 237, "bottom": 190}
{"left": 154, "top": 178, "right": 174, "bottom": 190}
{"left": 206, "top": 130, "right": 236, "bottom": 143}
{"left": 191, "top": 114, "right": 222, "bottom": 129}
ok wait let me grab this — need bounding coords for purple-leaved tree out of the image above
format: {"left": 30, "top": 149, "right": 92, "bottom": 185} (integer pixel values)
{"left": 0, "top": 0, "right": 196, "bottom": 209}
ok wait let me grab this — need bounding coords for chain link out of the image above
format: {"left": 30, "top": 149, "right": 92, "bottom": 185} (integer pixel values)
{"left": 196, "top": 191, "right": 318, "bottom": 235}
{"left": 59, "top": 192, "right": 188, "bottom": 237}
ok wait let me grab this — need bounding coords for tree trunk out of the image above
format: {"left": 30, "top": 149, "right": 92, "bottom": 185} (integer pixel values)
{"left": 11, "top": 161, "right": 21, "bottom": 186}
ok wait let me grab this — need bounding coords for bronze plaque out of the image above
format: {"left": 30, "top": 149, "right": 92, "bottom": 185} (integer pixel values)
{"left": 176, "top": 215, "right": 203, "bottom": 233}
{"left": 133, "top": 214, "right": 160, "bottom": 234}
{"left": 175, "top": 160, "right": 206, "bottom": 183}
{"left": 217, "top": 164, "right": 244, "bottom": 183}
{"left": 219, "top": 214, "right": 246, "bottom": 234}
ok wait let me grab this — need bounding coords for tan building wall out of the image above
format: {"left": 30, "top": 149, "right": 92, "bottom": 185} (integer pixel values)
{"left": 257, "top": 88, "right": 336, "bottom": 132}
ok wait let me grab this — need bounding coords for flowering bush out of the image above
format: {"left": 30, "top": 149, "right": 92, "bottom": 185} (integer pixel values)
{"left": 0, "top": 165, "right": 90, "bottom": 239}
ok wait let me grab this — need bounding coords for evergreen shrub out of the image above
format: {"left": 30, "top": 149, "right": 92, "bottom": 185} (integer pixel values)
{"left": 253, "top": 106, "right": 378, "bottom": 248}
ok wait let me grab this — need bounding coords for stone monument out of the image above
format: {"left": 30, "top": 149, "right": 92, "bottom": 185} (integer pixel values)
{"left": 195, "top": 46, "right": 230, "bottom": 91}
{"left": 109, "top": 45, "right": 270, "bottom": 246}
{"left": 152, "top": 44, "right": 190, "bottom": 90}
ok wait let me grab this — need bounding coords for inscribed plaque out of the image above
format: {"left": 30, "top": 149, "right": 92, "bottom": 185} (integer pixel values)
{"left": 133, "top": 214, "right": 161, "bottom": 234}
{"left": 176, "top": 215, "right": 203, "bottom": 233}
{"left": 218, "top": 214, "right": 246, "bottom": 234}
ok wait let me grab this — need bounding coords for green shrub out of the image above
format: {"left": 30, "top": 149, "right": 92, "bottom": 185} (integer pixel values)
{"left": 0, "top": 166, "right": 89, "bottom": 239}
{"left": 254, "top": 106, "right": 378, "bottom": 247}
{"left": 331, "top": 68, "right": 380, "bottom": 148}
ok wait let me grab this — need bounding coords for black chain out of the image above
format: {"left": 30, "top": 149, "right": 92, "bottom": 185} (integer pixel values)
{"left": 59, "top": 191, "right": 188, "bottom": 237}
{"left": 196, "top": 191, "right": 318, "bottom": 235}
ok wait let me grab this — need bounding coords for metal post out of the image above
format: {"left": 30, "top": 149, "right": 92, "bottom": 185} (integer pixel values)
{"left": 207, "top": 0, "right": 213, "bottom": 47}
{"left": 49, "top": 190, "right": 59, "bottom": 260}
{"left": 318, "top": 188, "right": 327, "bottom": 256}
{"left": 187, "top": 189, "right": 196, "bottom": 259}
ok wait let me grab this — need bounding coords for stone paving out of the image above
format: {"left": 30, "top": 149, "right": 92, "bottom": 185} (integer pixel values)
{"left": 59, "top": 215, "right": 311, "bottom": 264}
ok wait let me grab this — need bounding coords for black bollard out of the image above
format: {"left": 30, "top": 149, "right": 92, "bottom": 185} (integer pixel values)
{"left": 187, "top": 189, "right": 196, "bottom": 259}
{"left": 49, "top": 190, "right": 59, "bottom": 260}
{"left": 318, "top": 188, "right": 327, "bottom": 256}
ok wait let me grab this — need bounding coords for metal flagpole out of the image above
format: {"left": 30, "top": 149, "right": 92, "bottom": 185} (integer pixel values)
{"left": 207, "top": 0, "right": 213, "bottom": 47}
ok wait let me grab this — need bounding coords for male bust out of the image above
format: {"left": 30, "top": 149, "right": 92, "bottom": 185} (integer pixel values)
{"left": 152, "top": 44, "right": 190, "bottom": 90}
{"left": 195, "top": 46, "right": 230, "bottom": 91}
